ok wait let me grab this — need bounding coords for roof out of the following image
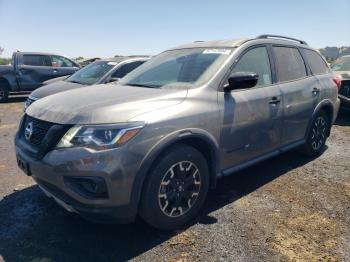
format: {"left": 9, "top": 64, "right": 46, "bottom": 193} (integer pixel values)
{"left": 170, "top": 38, "right": 250, "bottom": 50}
{"left": 15, "top": 51, "right": 69, "bottom": 57}
{"left": 168, "top": 35, "right": 309, "bottom": 51}
{"left": 101, "top": 56, "right": 151, "bottom": 63}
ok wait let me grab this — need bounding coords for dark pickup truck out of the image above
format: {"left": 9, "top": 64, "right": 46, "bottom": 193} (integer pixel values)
{"left": 0, "top": 52, "right": 80, "bottom": 102}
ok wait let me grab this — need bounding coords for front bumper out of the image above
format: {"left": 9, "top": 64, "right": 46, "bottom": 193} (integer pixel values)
{"left": 15, "top": 139, "right": 144, "bottom": 223}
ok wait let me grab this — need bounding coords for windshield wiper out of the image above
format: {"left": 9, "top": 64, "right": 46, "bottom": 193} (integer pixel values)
{"left": 66, "top": 80, "right": 84, "bottom": 84}
{"left": 126, "top": 83, "right": 159, "bottom": 88}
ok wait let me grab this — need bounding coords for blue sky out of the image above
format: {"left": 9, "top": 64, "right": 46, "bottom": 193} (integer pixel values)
{"left": 0, "top": 0, "right": 349, "bottom": 58}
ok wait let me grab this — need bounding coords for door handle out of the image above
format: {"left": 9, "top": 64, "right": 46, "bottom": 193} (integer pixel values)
{"left": 269, "top": 97, "right": 281, "bottom": 105}
{"left": 312, "top": 87, "right": 320, "bottom": 94}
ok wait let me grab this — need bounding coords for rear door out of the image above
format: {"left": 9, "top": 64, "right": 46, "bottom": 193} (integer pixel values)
{"left": 272, "top": 46, "right": 319, "bottom": 144}
{"left": 51, "top": 55, "right": 80, "bottom": 77}
{"left": 219, "top": 46, "right": 283, "bottom": 169}
{"left": 17, "top": 54, "right": 55, "bottom": 91}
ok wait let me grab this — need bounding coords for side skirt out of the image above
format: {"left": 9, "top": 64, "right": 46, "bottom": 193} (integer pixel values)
{"left": 220, "top": 139, "right": 305, "bottom": 177}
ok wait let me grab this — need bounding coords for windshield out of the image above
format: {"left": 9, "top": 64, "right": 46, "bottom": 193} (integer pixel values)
{"left": 66, "top": 61, "right": 116, "bottom": 85}
{"left": 331, "top": 57, "right": 350, "bottom": 71}
{"left": 119, "top": 48, "right": 234, "bottom": 89}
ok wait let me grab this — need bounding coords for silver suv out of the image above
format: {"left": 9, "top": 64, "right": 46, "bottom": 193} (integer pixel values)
{"left": 15, "top": 35, "right": 340, "bottom": 230}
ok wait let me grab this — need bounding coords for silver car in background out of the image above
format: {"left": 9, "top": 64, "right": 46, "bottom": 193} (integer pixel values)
{"left": 24, "top": 56, "right": 149, "bottom": 110}
{"left": 15, "top": 35, "right": 340, "bottom": 230}
{"left": 331, "top": 55, "right": 350, "bottom": 108}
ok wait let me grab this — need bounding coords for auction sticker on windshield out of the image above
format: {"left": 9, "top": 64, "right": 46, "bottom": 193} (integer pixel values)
{"left": 203, "top": 49, "right": 231, "bottom": 55}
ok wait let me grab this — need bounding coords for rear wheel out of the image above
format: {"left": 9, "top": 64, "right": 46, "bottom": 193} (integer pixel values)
{"left": 301, "top": 110, "right": 330, "bottom": 156}
{"left": 139, "top": 145, "right": 209, "bottom": 230}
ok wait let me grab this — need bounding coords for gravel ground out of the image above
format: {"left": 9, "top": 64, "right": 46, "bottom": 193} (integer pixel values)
{"left": 0, "top": 96, "right": 349, "bottom": 262}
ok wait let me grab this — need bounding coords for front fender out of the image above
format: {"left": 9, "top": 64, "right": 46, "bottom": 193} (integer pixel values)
{"left": 129, "top": 128, "right": 220, "bottom": 214}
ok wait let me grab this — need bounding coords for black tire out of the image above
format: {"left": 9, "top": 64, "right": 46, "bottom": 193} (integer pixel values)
{"left": 0, "top": 82, "right": 9, "bottom": 103}
{"left": 301, "top": 110, "right": 330, "bottom": 156}
{"left": 139, "top": 144, "right": 209, "bottom": 230}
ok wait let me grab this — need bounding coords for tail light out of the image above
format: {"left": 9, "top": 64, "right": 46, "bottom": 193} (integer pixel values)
{"left": 332, "top": 75, "right": 342, "bottom": 91}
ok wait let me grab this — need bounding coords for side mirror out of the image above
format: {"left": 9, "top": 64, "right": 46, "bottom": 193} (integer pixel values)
{"left": 107, "top": 77, "right": 120, "bottom": 83}
{"left": 224, "top": 72, "right": 259, "bottom": 92}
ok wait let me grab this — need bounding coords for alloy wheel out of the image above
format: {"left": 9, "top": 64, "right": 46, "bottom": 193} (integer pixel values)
{"left": 311, "top": 116, "right": 327, "bottom": 151}
{"left": 158, "top": 161, "right": 201, "bottom": 218}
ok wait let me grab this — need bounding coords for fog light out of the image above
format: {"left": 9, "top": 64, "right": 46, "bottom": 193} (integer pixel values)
{"left": 64, "top": 177, "right": 108, "bottom": 199}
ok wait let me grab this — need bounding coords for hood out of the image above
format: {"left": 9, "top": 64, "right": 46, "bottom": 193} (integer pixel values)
{"left": 43, "top": 75, "right": 70, "bottom": 85}
{"left": 30, "top": 80, "right": 84, "bottom": 99}
{"left": 26, "top": 84, "right": 188, "bottom": 124}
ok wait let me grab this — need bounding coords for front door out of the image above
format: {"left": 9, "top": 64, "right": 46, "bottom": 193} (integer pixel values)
{"left": 17, "top": 54, "right": 55, "bottom": 91}
{"left": 219, "top": 46, "right": 283, "bottom": 169}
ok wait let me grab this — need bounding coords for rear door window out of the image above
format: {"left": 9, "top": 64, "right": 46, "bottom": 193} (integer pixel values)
{"left": 273, "top": 47, "right": 307, "bottom": 82}
{"left": 23, "top": 55, "right": 51, "bottom": 66}
{"left": 231, "top": 46, "right": 272, "bottom": 87}
{"left": 303, "top": 49, "right": 329, "bottom": 75}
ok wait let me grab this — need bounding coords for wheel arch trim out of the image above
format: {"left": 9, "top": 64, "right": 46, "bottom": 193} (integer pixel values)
{"left": 129, "top": 128, "right": 220, "bottom": 216}
{"left": 306, "top": 99, "right": 335, "bottom": 138}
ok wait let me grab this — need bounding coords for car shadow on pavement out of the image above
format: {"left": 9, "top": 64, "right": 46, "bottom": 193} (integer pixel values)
{"left": 202, "top": 149, "right": 319, "bottom": 217}
{"left": 0, "top": 149, "right": 318, "bottom": 262}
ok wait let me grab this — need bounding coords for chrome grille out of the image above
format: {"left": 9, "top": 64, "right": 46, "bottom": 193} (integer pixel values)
{"left": 22, "top": 115, "right": 54, "bottom": 147}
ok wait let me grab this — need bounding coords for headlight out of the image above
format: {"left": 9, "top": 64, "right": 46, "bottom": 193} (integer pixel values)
{"left": 56, "top": 124, "right": 144, "bottom": 150}
{"left": 24, "top": 97, "right": 37, "bottom": 112}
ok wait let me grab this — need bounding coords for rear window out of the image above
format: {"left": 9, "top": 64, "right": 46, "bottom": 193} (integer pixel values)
{"left": 273, "top": 47, "right": 307, "bottom": 82}
{"left": 23, "top": 55, "right": 51, "bottom": 66}
{"left": 303, "top": 49, "right": 329, "bottom": 75}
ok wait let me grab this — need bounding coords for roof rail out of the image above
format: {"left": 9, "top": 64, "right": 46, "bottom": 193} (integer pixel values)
{"left": 256, "top": 34, "right": 308, "bottom": 45}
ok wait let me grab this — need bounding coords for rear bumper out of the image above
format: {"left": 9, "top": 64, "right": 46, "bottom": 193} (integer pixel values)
{"left": 339, "top": 94, "right": 350, "bottom": 108}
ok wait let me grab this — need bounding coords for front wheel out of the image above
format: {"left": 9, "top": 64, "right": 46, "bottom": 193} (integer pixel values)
{"left": 301, "top": 110, "right": 330, "bottom": 156}
{"left": 139, "top": 145, "right": 209, "bottom": 230}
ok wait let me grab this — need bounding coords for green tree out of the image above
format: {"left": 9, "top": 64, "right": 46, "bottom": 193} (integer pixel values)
{"left": 0, "top": 46, "right": 3, "bottom": 56}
